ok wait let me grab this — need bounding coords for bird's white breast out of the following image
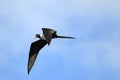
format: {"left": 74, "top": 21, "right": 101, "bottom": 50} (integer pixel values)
{"left": 40, "top": 34, "right": 46, "bottom": 40}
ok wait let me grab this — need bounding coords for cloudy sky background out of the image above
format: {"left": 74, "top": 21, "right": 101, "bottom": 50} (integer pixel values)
{"left": 0, "top": 0, "right": 120, "bottom": 80}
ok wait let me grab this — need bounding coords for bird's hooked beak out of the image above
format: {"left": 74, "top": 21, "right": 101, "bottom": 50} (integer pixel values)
{"left": 32, "top": 36, "right": 36, "bottom": 39}
{"left": 32, "top": 35, "right": 38, "bottom": 39}
{"left": 32, "top": 34, "right": 41, "bottom": 39}
{"left": 32, "top": 35, "right": 36, "bottom": 39}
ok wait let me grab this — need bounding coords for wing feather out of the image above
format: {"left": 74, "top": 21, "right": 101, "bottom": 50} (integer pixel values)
{"left": 42, "top": 28, "right": 56, "bottom": 45}
{"left": 28, "top": 40, "right": 47, "bottom": 74}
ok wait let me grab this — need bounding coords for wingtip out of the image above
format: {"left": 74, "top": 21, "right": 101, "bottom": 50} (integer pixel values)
{"left": 28, "top": 65, "right": 31, "bottom": 75}
{"left": 42, "top": 28, "right": 49, "bottom": 30}
{"left": 28, "top": 72, "right": 29, "bottom": 75}
{"left": 42, "top": 28, "right": 44, "bottom": 30}
{"left": 72, "top": 37, "right": 76, "bottom": 39}
{"left": 28, "top": 69, "right": 30, "bottom": 75}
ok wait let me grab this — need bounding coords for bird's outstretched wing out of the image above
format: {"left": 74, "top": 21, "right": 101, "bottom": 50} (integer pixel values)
{"left": 42, "top": 28, "right": 56, "bottom": 45}
{"left": 28, "top": 40, "right": 47, "bottom": 74}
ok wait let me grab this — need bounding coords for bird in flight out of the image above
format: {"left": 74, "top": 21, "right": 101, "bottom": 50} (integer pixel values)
{"left": 28, "top": 28, "right": 75, "bottom": 74}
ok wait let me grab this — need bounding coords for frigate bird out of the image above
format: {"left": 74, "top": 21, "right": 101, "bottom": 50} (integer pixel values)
{"left": 28, "top": 28, "right": 75, "bottom": 74}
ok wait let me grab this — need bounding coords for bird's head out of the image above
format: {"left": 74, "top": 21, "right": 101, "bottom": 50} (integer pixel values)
{"left": 33, "top": 34, "right": 40, "bottom": 38}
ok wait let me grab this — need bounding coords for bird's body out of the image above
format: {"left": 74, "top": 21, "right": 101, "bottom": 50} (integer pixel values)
{"left": 28, "top": 28, "right": 75, "bottom": 74}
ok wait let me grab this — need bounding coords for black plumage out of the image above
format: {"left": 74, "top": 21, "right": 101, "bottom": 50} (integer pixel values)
{"left": 28, "top": 28, "right": 75, "bottom": 74}
{"left": 28, "top": 40, "right": 47, "bottom": 74}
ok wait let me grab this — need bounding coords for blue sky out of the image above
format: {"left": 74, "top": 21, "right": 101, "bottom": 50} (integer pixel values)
{"left": 0, "top": 0, "right": 120, "bottom": 80}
